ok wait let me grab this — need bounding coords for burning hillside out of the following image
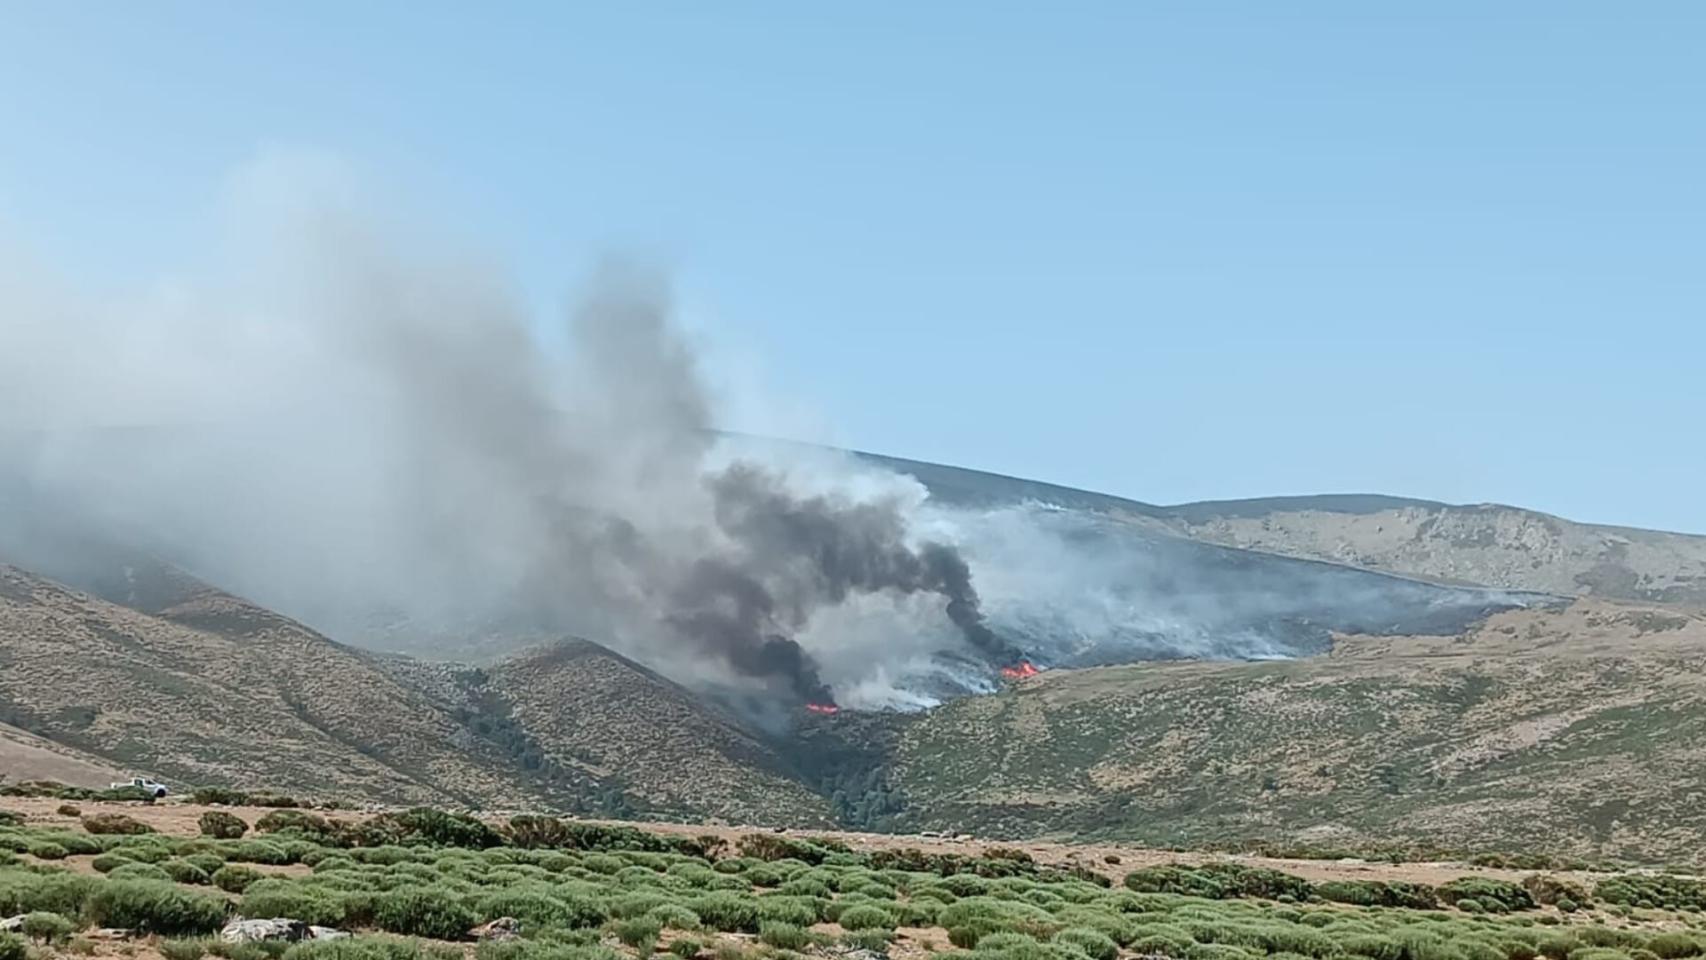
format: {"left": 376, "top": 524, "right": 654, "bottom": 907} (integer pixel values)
{"left": 1000, "top": 660, "right": 1042, "bottom": 680}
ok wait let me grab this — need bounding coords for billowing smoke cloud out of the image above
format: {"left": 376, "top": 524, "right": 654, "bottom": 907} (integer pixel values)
{"left": 0, "top": 156, "right": 1018, "bottom": 715}
{"left": 676, "top": 465, "right": 1021, "bottom": 702}
{"left": 0, "top": 156, "right": 1542, "bottom": 721}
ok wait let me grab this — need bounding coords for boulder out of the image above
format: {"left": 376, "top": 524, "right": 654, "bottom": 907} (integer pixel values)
{"left": 809, "top": 948, "right": 885, "bottom": 960}
{"left": 0, "top": 916, "right": 23, "bottom": 933}
{"left": 471, "top": 917, "right": 522, "bottom": 941}
{"left": 222, "top": 918, "right": 312, "bottom": 943}
{"left": 310, "top": 927, "right": 351, "bottom": 941}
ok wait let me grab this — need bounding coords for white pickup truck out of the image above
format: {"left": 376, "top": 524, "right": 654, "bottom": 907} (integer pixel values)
{"left": 110, "top": 776, "right": 169, "bottom": 798}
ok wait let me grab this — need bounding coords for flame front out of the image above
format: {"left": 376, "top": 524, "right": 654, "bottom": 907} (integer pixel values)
{"left": 805, "top": 702, "right": 841, "bottom": 715}
{"left": 1000, "top": 660, "right": 1041, "bottom": 680}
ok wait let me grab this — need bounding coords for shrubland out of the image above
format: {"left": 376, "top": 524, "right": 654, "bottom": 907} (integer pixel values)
{"left": 0, "top": 803, "right": 1704, "bottom": 960}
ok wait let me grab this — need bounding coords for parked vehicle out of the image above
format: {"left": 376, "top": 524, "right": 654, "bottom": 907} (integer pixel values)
{"left": 110, "top": 776, "right": 169, "bottom": 798}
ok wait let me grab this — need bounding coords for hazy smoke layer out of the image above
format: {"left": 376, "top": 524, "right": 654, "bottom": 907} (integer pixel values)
{"left": 0, "top": 163, "right": 1015, "bottom": 713}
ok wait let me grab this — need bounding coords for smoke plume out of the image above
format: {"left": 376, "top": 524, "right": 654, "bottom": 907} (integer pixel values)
{"left": 0, "top": 156, "right": 1539, "bottom": 720}
{"left": 0, "top": 157, "right": 1016, "bottom": 714}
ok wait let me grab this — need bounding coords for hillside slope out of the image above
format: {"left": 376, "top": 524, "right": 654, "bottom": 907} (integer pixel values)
{"left": 853, "top": 451, "right": 1706, "bottom": 606}
{"left": 0, "top": 562, "right": 833, "bottom": 825}
{"left": 0, "top": 563, "right": 533, "bottom": 806}
{"left": 886, "top": 599, "right": 1706, "bottom": 862}
{"left": 0, "top": 720, "right": 125, "bottom": 786}
{"left": 488, "top": 642, "right": 833, "bottom": 826}
{"left": 1160, "top": 497, "right": 1706, "bottom": 606}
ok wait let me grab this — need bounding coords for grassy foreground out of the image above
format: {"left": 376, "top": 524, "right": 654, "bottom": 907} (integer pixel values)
{"left": 4, "top": 801, "right": 1706, "bottom": 960}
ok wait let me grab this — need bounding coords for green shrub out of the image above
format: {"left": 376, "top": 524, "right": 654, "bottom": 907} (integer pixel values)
{"left": 200, "top": 811, "right": 250, "bottom": 840}
{"left": 505, "top": 815, "right": 570, "bottom": 849}
{"left": 39, "top": 833, "right": 101, "bottom": 856}
{"left": 161, "top": 939, "right": 209, "bottom": 960}
{"left": 164, "top": 859, "right": 213, "bottom": 885}
{"left": 254, "top": 809, "right": 334, "bottom": 840}
{"left": 735, "top": 834, "right": 837, "bottom": 865}
{"left": 1256, "top": 925, "right": 1340, "bottom": 958}
{"left": 1596, "top": 876, "right": 1706, "bottom": 912}
{"left": 1339, "top": 934, "right": 1405, "bottom": 960}
{"left": 1317, "top": 880, "right": 1440, "bottom": 910}
{"left": 55, "top": 804, "right": 82, "bottom": 817}
{"left": 0, "top": 932, "right": 25, "bottom": 960}
{"left": 108, "top": 862, "right": 175, "bottom": 883}
{"left": 84, "top": 879, "right": 229, "bottom": 935}
{"left": 942, "top": 873, "right": 992, "bottom": 897}
{"left": 1644, "top": 934, "right": 1704, "bottom": 960}
{"left": 646, "top": 905, "right": 701, "bottom": 931}
{"left": 27, "top": 841, "right": 69, "bottom": 860}
{"left": 614, "top": 917, "right": 663, "bottom": 948}
{"left": 755, "top": 895, "right": 823, "bottom": 926}
{"left": 473, "top": 886, "right": 602, "bottom": 928}
{"left": 1393, "top": 931, "right": 1468, "bottom": 960}
{"left": 667, "top": 940, "right": 702, "bottom": 960}
{"left": 285, "top": 941, "right": 455, "bottom": 960}
{"left": 0, "top": 869, "right": 98, "bottom": 915}
{"left": 373, "top": 886, "right": 477, "bottom": 940}
{"left": 239, "top": 879, "right": 347, "bottom": 927}
{"left": 1441, "top": 878, "right": 1535, "bottom": 913}
{"left": 388, "top": 808, "right": 502, "bottom": 849}
{"left": 111, "top": 842, "right": 171, "bottom": 864}
{"left": 184, "top": 853, "right": 227, "bottom": 875}
{"left": 839, "top": 903, "right": 899, "bottom": 930}
{"left": 1054, "top": 927, "right": 1119, "bottom": 960}
{"left": 1459, "top": 899, "right": 1488, "bottom": 914}
{"left": 225, "top": 840, "right": 294, "bottom": 865}
{"left": 191, "top": 787, "right": 252, "bottom": 806}
{"left": 81, "top": 813, "right": 154, "bottom": 835}
{"left": 1125, "top": 865, "right": 1228, "bottom": 899}
{"left": 609, "top": 892, "right": 672, "bottom": 919}
{"left": 1122, "top": 863, "right": 1312, "bottom": 902}
{"left": 213, "top": 864, "right": 264, "bottom": 893}
{"left": 973, "top": 931, "right": 1068, "bottom": 960}
{"left": 759, "top": 922, "right": 809, "bottom": 950}
{"left": 1556, "top": 898, "right": 1579, "bottom": 914}
{"left": 19, "top": 911, "right": 76, "bottom": 943}
{"left": 952, "top": 920, "right": 1006, "bottom": 950}
{"left": 1521, "top": 875, "right": 1591, "bottom": 909}
{"left": 688, "top": 893, "right": 761, "bottom": 933}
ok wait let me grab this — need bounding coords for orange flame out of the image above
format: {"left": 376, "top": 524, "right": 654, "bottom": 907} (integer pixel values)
{"left": 805, "top": 702, "right": 841, "bottom": 715}
{"left": 1000, "top": 660, "right": 1041, "bottom": 680}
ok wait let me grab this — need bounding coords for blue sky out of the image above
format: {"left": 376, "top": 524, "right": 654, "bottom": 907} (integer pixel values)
{"left": 2, "top": 3, "right": 1702, "bottom": 531}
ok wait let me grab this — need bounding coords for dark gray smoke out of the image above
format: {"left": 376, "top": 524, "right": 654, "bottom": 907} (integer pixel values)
{"left": 677, "top": 464, "right": 1018, "bottom": 702}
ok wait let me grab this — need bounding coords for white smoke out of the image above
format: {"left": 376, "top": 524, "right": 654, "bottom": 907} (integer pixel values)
{"left": 0, "top": 156, "right": 1541, "bottom": 720}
